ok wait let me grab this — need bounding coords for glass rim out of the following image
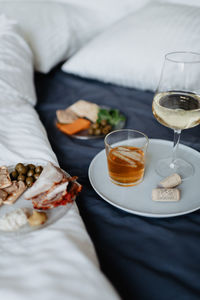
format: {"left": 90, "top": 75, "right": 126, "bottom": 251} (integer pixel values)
{"left": 165, "top": 51, "right": 200, "bottom": 64}
{"left": 104, "top": 129, "right": 149, "bottom": 149}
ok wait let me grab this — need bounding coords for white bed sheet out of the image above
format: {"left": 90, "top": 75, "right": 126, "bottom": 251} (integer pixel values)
{"left": 0, "top": 95, "right": 119, "bottom": 300}
{"left": 0, "top": 15, "right": 119, "bottom": 300}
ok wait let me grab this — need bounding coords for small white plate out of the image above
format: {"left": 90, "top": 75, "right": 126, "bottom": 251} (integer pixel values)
{"left": 0, "top": 166, "right": 73, "bottom": 235}
{"left": 88, "top": 139, "right": 200, "bottom": 218}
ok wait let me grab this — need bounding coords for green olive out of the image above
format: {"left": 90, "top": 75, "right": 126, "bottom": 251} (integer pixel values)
{"left": 15, "top": 163, "right": 24, "bottom": 173}
{"left": 26, "top": 176, "right": 34, "bottom": 187}
{"left": 94, "top": 128, "right": 101, "bottom": 136}
{"left": 27, "top": 164, "right": 35, "bottom": 170}
{"left": 27, "top": 169, "right": 35, "bottom": 177}
{"left": 100, "top": 119, "right": 108, "bottom": 127}
{"left": 105, "top": 124, "right": 112, "bottom": 130}
{"left": 34, "top": 173, "right": 40, "bottom": 180}
{"left": 17, "top": 174, "right": 26, "bottom": 182}
{"left": 10, "top": 170, "right": 18, "bottom": 180}
{"left": 102, "top": 128, "right": 110, "bottom": 135}
{"left": 35, "top": 166, "right": 43, "bottom": 174}
{"left": 88, "top": 128, "right": 94, "bottom": 135}
{"left": 92, "top": 123, "right": 99, "bottom": 129}
{"left": 19, "top": 165, "right": 28, "bottom": 175}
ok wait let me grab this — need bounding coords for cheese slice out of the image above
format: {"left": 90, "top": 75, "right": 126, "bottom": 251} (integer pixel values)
{"left": 56, "top": 118, "right": 91, "bottom": 135}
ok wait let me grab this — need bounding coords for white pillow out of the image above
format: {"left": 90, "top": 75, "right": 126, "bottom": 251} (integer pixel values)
{"left": 159, "top": 0, "right": 200, "bottom": 7}
{"left": 0, "top": 0, "right": 150, "bottom": 73}
{"left": 0, "top": 2, "right": 70, "bottom": 73}
{"left": 0, "top": 15, "right": 36, "bottom": 105}
{"left": 62, "top": 2, "right": 200, "bottom": 92}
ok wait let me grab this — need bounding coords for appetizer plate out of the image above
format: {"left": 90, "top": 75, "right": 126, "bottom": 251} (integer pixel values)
{"left": 0, "top": 166, "right": 73, "bottom": 235}
{"left": 56, "top": 106, "right": 126, "bottom": 140}
{"left": 89, "top": 139, "right": 200, "bottom": 218}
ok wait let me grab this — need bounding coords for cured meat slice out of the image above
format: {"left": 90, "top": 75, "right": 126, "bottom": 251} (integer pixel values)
{"left": 24, "top": 162, "right": 82, "bottom": 210}
{"left": 3, "top": 181, "right": 19, "bottom": 193}
{"left": 0, "top": 189, "right": 8, "bottom": 203}
{"left": 3, "top": 181, "right": 27, "bottom": 205}
{"left": 24, "top": 162, "right": 64, "bottom": 199}
{"left": 0, "top": 166, "right": 12, "bottom": 189}
{"left": 56, "top": 108, "right": 78, "bottom": 124}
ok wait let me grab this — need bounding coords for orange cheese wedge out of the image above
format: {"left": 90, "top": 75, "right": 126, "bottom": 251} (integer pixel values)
{"left": 56, "top": 118, "right": 91, "bottom": 135}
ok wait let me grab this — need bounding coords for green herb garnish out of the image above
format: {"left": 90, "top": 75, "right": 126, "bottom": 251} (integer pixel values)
{"left": 97, "top": 108, "right": 125, "bottom": 127}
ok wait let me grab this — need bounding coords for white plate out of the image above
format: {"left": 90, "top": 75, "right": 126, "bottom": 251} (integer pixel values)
{"left": 88, "top": 139, "right": 200, "bottom": 218}
{"left": 0, "top": 166, "right": 73, "bottom": 235}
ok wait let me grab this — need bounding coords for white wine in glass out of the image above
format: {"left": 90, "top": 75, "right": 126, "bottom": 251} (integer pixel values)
{"left": 152, "top": 52, "right": 200, "bottom": 179}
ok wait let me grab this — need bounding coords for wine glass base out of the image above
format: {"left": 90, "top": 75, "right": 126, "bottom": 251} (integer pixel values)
{"left": 155, "top": 157, "right": 194, "bottom": 180}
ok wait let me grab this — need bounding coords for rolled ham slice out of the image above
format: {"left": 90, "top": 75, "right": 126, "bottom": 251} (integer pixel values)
{"left": 24, "top": 162, "right": 82, "bottom": 210}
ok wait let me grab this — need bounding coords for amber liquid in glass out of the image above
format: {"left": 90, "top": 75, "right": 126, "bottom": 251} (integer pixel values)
{"left": 107, "top": 145, "right": 144, "bottom": 186}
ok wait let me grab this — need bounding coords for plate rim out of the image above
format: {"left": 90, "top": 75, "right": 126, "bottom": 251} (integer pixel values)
{"left": 88, "top": 138, "right": 200, "bottom": 218}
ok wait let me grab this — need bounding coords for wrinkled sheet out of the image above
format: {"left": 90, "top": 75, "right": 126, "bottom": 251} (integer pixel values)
{"left": 35, "top": 68, "right": 200, "bottom": 300}
{"left": 0, "top": 12, "right": 119, "bottom": 300}
{"left": 0, "top": 94, "right": 119, "bottom": 300}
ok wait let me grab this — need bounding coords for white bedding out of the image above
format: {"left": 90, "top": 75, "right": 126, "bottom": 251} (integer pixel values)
{"left": 0, "top": 15, "right": 119, "bottom": 300}
{"left": 0, "top": 15, "right": 36, "bottom": 105}
{"left": 62, "top": 1, "right": 200, "bottom": 91}
{"left": 0, "top": 0, "right": 149, "bottom": 73}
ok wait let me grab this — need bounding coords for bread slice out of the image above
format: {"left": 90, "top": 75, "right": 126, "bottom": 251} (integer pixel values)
{"left": 69, "top": 100, "right": 99, "bottom": 123}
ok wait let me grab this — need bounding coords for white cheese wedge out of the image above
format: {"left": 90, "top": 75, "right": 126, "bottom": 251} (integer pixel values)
{"left": 0, "top": 208, "right": 28, "bottom": 231}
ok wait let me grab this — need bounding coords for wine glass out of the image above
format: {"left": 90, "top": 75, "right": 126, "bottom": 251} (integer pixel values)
{"left": 152, "top": 51, "right": 200, "bottom": 179}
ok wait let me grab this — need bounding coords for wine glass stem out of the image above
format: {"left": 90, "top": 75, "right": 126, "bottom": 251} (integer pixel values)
{"left": 170, "top": 129, "right": 181, "bottom": 169}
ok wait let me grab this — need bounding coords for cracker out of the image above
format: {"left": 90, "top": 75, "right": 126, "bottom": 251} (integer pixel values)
{"left": 69, "top": 100, "right": 99, "bottom": 123}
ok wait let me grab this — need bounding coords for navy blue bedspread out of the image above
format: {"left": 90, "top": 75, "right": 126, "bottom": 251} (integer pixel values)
{"left": 35, "top": 66, "right": 200, "bottom": 300}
